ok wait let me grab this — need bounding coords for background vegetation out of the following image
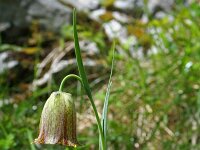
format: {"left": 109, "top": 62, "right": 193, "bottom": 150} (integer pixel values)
{"left": 0, "top": 1, "right": 200, "bottom": 150}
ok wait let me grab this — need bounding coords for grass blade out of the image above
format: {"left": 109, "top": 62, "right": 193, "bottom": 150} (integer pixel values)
{"left": 100, "top": 42, "right": 115, "bottom": 149}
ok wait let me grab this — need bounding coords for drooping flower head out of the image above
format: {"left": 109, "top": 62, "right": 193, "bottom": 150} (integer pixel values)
{"left": 34, "top": 91, "right": 78, "bottom": 147}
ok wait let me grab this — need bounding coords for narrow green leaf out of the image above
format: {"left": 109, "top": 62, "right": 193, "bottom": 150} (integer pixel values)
{"left": 100, "top": 42, "right": 115, "bottom": 149}
{"left": 73, "top": 9, "right": 92, "bottom": 98}
{"left": 73, "top": 8, "right": 105, "bottom": 150}
{"left": 0, "top": 44, "right": 22, "bottom": 52}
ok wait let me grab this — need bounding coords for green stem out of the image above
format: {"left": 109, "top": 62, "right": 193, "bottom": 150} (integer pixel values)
{"left": 59, "top": 74, "right": 83, "bottom": 92}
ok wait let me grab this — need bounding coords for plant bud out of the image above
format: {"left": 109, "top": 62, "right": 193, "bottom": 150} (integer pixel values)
{"left": 34, "top": 91, "right": 78, "bottom": 147}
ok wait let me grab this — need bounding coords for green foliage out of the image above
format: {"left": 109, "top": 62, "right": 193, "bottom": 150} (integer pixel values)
{"left": 0, "top": 2, "right": 200, "bottom": 150}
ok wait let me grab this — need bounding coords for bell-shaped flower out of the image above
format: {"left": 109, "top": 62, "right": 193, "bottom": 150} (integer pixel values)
{"left": 34, "top": 91, "right": 78, "bottom": 147}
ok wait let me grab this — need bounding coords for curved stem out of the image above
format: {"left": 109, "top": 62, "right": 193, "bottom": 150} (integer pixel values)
{"left": 59, "top": 74, "right": 83, "bottom": 92}
{"left": 59, "top": 74, "right": 105, "bottom": 149}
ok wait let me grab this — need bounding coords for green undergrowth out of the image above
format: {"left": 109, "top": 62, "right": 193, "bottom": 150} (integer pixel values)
{"left": 0, "top": 2, "right": 200, "bottom": 150}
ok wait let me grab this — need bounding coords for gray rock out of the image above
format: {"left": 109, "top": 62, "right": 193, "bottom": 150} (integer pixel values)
{"left": 114, "top": 0, "right": 177, "bottom": 17}
{"left": 62, "top": 0, "right": 99, "bottom": 10}
{"left": 0, "top": 52, "right": 18, "bottom": 74}
{"left": 0, "top": 0, "right": 71, "bottom": 32}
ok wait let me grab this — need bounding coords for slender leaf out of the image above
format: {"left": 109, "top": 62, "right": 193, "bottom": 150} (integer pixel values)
{"left": 73, "top": 9, "right": 92, "bottom": 98}
{"left": 100, "top": 42, "right": 115, "bottom": 149}
{"left": 73, "top": 8, "right": 105, "bottom": 150}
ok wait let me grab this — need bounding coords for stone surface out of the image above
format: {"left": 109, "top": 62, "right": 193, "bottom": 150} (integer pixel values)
{"left": 0, "top": 0, "right": 71, "bottom": 33}
{"left": 0, "top": 52, "right": 18, "bottom": 74}
{"left": 114, "top": 0, "right": 175, "bottom": 14}
{"left": 62, "top": 0, "right": 99, "bottom": 10}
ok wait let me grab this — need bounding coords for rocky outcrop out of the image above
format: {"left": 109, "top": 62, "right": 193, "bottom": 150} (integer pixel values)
{"left": 0, "top": 0, "right": 71, "bottom": 42}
